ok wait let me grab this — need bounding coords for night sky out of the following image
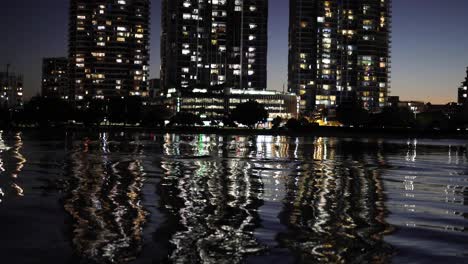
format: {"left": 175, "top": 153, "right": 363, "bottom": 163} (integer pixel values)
{"left": 1, "top": 0, "right": 467, "bottom": 103}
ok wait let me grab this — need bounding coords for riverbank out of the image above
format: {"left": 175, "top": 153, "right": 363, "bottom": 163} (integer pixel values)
{"left": 5, "top": 125, "right": 468, "bottom": 140}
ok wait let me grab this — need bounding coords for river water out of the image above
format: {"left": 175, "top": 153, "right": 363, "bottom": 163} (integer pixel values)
{"left": 0, "top": 131, "right": 467, "bottom": 264}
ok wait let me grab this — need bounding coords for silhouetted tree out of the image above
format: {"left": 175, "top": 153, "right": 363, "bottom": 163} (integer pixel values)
{"left": 108, "top": 97, "right": 126, "bottom": 124}
{"left": 222, "top": 114, "right": 237, "bottom": 128}
{"left": 416, "top": 111, "right": 450, "bottom": 130}
{"left": 453, "top": 104, "right": 468, "bottom": 128}
{"left": 370, "top": 106, "right": 416, "bottom": 128}
{"left": 271, "top": 116, "right": 283, "bottom": 130}
{"left": 285, "top": 117, "right": 315, "bottom": 130}
{"left": 231, "top": 101, "right": 268, "bottom": 129}
{"left": 106, "top": 96, "right": 142, "bottom": 125}
{"left": 17, "top": 97, "right": 75, "bottom": 127}
{"left": 0, "top": 105, "right": 11, "bottom": 128}
{"left": 169, "top": 112, "right": 203, "bottom": 127}
{"left": 125, "top": 96, "right": 143, "bottom": 125}
{"left": 77, "top": 99, "right": 106, "bottom": 127}
{"left": 285, "top": 118, "right": 301, "bottom": 130}
{"left": 336, "top": 101, "right": 369, "bottom": 127}
{"left": 141, "top": 105, "right": 174, "bottom": 127}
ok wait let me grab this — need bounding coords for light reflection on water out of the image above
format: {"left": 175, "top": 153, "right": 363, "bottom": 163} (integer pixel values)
{"left": 64, "top": 133, "right": 147, "bottom": 263}
{"left": 0, "top": 132, "right": 26, "bottom": 203}
{"left": 0, "top": 132, "right": 467, "bottom": 263}
{"left": 152, "top": 135, "right": 394, "bottom": 263}
{"left": 384, "top": 139, "right": 468, "bottom": 263}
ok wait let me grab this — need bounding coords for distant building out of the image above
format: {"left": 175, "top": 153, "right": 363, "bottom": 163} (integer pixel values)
{"left": 149, "top": 78, "right": 161, "bottom": 99}
{"left": 0, "top": 68, "right": 24, "bottom": 109}
{"left": 69, "top": 0, "right": 150, "bottom": 100}
{"left": 458, "top": 67, "right": 468, "bottom": 105}
{"left": 395, "top": 101, "right": 458, "bottom": 119}
{"left": 42, "top": 57, "right": 69, "bottom": 99}
{"left": 288, "top": 0, "right": 392, "bottom": 113}
{"left": 160, "top": 0, "right": 268, "bottom": 94}
{"left": 398, "top": 101, "right": 426, "bottom": 114}
{"left": 425, "top": 103, "right": 459, "bottom": 120}
{"left": 170, "top": 88, "right": 298, "bottom": 121}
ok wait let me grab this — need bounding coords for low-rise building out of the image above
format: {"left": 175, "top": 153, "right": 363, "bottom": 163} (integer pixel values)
{"left": 398, "top": 101, "right": 426, "bottom": 114}
{"left": 169, "top": 88, "right": 299, "bottom": 121}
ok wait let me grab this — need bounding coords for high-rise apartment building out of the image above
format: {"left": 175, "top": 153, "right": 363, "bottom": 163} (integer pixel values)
{"left": 0, "top": 66, "right": 24, "bottom": 109}
{"left": 69, "top": 0, "right": 150, "bottom": 100}
{"left": 42, "top": 57, "right": 69, "bottom": 99}
{"left": 160, "top": 0, "right": 268, "bottom": 94}
{"left": 289, "top": 0, "right": 391, "bottom": 112}
{"left": 459, "top": 67, "right": 468, "bottom": 105}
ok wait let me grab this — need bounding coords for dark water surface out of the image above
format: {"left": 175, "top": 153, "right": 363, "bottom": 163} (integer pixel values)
{"left": 0, "top": 131, "right": 467, "bottom": 264}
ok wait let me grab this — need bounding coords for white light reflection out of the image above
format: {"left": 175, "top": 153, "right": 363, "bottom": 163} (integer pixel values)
{"left": 405, "top": 139, "right": 417, "bottom": 162}
{"left": 0, "top": 131, "right": 7, "bottom": 173}
{"left": 100, "top": 132, "right": 109, "bottom": 153}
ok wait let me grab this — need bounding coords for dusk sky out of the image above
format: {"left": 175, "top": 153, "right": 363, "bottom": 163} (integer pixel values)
{"left": 1, "top": 0, "right": 467, "bottom": 103}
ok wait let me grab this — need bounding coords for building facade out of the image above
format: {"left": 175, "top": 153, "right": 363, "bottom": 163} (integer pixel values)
{"left": 161, "top": 0, "right": 268, "bottom": 94}
{"left": 171, "top": 89, "right": 298, "bottom": 121}
{"left": 458, "top": 67, "right": 467, "bottom": 105}
{"left": 149, "top": 78, "right": 162, "bottom": 99}
{"left": 0, "top": 69, "right": 24, "bottom": 109}
{"left": 42, "top": 57, "right": 69, "bottom": 99}
{"left": 288, "top": 0, "right": 391, "bottom": 113}
{"left": 69, "top": 0, "right": 150, "bottom": 100}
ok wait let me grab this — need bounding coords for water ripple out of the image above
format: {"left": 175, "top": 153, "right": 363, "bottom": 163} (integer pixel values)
{"left": 0, "top": 133, "right": 467, "bottom": 264}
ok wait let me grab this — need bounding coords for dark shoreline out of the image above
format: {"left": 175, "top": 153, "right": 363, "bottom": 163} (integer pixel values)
{"left": 4, "top": 125, "right": 468, "bottom": 140}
